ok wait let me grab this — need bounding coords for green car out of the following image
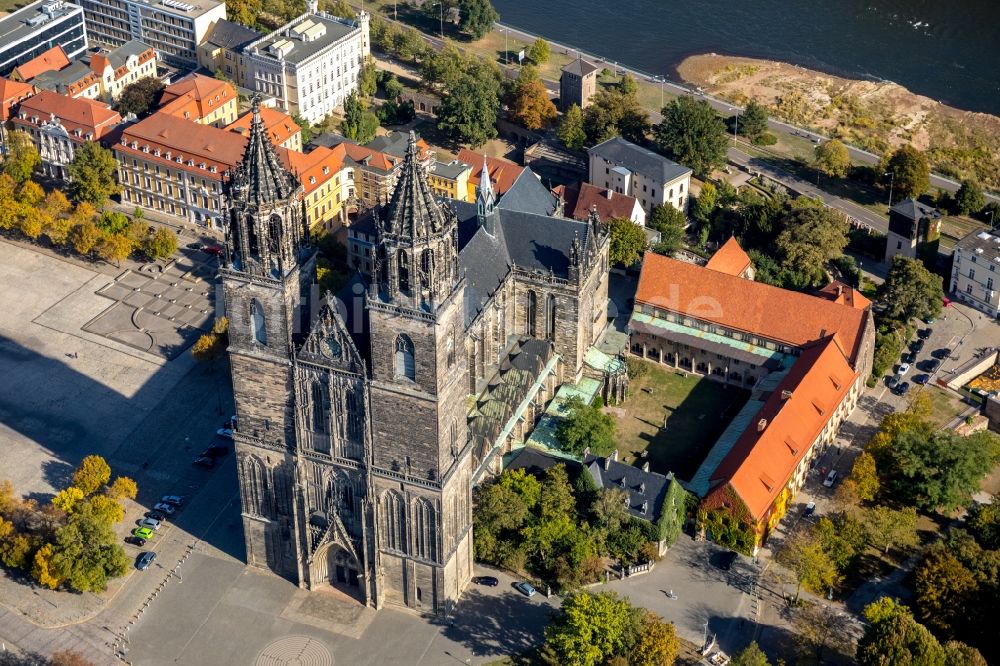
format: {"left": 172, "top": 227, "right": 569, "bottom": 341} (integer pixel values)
{"left": 132, "top": 527, "right": 154, "bottom": 540}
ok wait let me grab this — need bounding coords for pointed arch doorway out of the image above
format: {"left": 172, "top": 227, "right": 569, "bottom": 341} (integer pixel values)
{"left": 310, "top": 542, "right": 364, "bottom": 602}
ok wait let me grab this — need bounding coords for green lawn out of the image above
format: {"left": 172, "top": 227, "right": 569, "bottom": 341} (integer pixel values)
{"left": 923, "top": 385, "right": 968, "bottom": 429}
{"left": 612, "top": 358, "right": 749, "bottom": 479}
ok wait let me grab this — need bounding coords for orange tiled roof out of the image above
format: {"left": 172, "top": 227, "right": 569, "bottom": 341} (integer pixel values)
{"left": 708, "top": 335, "right": 857, "bottom": 523}
{"left": 285, "top": 144, "right": 347, "bottom": 195}
{"left": 117, "top": 111, "right": 247, "bottom": 177}
{"left": 342, "top": 143, "right": 400, "bottom": 173}
{"left": 159, "top": 74, "right": 235, "bottom": 122}
{"left": 816, "top": 280, "right": 871, "bottom": 310}
{"left": 227, "top": 107, "right": 301, "bottom": 147}
{"left": 554, "top": 181, "right": 639, "bottom": 222}
{"left": 12, "top": 46, "right": 70, "bottom": 81}
{"left": 12, "top": 90, "right": 121, "bottom": 139}
{"left": 0, "top": 77, "right": 36, "bottom": 121}
{"left": 635, "top": 252, "right": 868, "bottom": 364}
{"left": 705, "top": 236, "right": 753, "bottom": 277}
{"left": 457, "top": 149, "right": 523, "bottom": 195}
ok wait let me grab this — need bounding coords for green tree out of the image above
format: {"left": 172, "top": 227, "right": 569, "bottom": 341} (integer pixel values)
{"left": 115, "top": 76, "right": 165, "bottom": 116}
{"left": 739, "top": 100, "right": 768, "bottom": 142}
{"left": 583, "top": 88, "right": 649, "bottom": 146}
{"left": 322, "top": 0, "right": 353, "bottom": 18}
{"left": 420, "top": 41, "right": 465, "bottom": 88}
{"left": 544, "top": 591, "right": 638, "bottom": 666}
{"left": 558, "top": 103, "right": 587, "bottom": 151}
{"left": 607, "top": 217, "right": 647, "bottom": 266}
{"left": 226, "top": 0, "right": 261, "bottom": 25}
{"left": 879, "top": 256, "right": 944, "bottom": 324}
{"left": 67, "top": 142, "right": 119, "bottom": 206}
{"left": 884, "top": 145, "right": 931, "bottom": 201}
{"left": 592, "top": 487, "right": 630, "bottom": 532}
{"left": 3, "top": 130, "right": 40, "bottom": 183}
{"left": 965, "top": 499, "right": 1000, "bottom": 549}
{"left": 857, "top": 598, "right": 946, "bottom": 666}
{"left": 913, "top": 545, "right": 978, "bottom": 638}
{"left": 508, "top": 65, "right": 557, "bottom": 130}
{"left": 815, "top": 513, "right": 866, "bottom": 573}
{"left": 72, "top": 456, "right": 111, "bottom": 496}
{"left": 731, "top": 641, "right": 770, "bottom": 666}
{"left": 555, "top": 395, "right": 615, "bottom": 456}
{"left": 863, "top": 505, "right": 919, "bottom": 554}
{"left": 48, "top": 501, "right": 129, "bottom": 593}
{"left": 437, "top": 62, "right": 502, "bottom": 147}
{"left": 617, "top": 73, "right": 638, "bottom": 98}
{"left": 774, "top": 204, "right": 849, "bottom": 288}
{"left": 776, "top": 528, "right": 841, "bottom": 602}
{"left": 691, "top": 182, "right": 717, "bottom": 226}
{"left": 815, "top": 139, "right": 851, "bottom": 178}
{"left": 539, "top": 464, "right": 576, "bottom": 521}
{"left": 943, "top": 642, "right": 987, "bottom": 666}
{"left": 527, "top": 37, "right": 550, "bottom": 65}
{"left": 291, "top": 113, "right": 314, "bottom": 145}
{"left": 648, "top": 204, "right": 687, "bottom": 257}
{"left": 142, "top": 227, "right": 177, "bottom": 259}
{"left": 655, "top": 97, "right": 729, "bottom": 177}
{"left": 69, "top": 221, "right": 102, "bottom": 256}
{"left": 458, "top": 0, "right": 498, "bottom": 40}
{"left": 383, "top": 74, "right": 404, "bottom": 100}
{"left": 358, "top": 56, "right": 378, "bottom": 98}
{"left": 630, "top": 610, "right": 679, "bottom": 666}
{"left": 340, "top": 91, "right": 380, "bottom": 144}
{"left": 954, "top": 179, "right": 985, "bottom": 216}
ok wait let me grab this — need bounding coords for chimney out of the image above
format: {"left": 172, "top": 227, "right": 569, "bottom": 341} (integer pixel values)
{"left": 604, "top": 456, "right": 611, "bottom": 471}
{"left": 781, "top": 389, "right": 793, "bottom": 400}
{"left": 606, "top": 188, "right": 613, "bottom": 199}
{"left": 757, "top": 418, "right": 768, "bottom": 432}
{"left": 835, "top": 284, "right": 843, "bottom": 297}
{"left": 642, "top": 461, "right": 650, "bottom": 472}
{"left": 611, "top": 449, "right": 618, "bottom": 462}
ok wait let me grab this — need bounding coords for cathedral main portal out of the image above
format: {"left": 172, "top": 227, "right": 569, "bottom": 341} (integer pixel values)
{"left": 311, "top": 544, "right": 363, "bottom": 601}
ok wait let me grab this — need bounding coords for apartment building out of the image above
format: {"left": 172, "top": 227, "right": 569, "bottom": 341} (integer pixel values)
{"left": 951, "top": 229, "right": 1000, "bottom": 319}
{"left": 0, "top": 0, "right": 88, "bottom": 77}
{"left": 196, "top": 18, "right": 260, "bottom": 84}
{"left": 11, "top": 90, "right": 121, "bottom": 179}
{"left": 78, "top": 0, "right": 225, "bottom": 64}
{"left": 15, "top": 41, "right": 156, "bottom": 102}
{"left": 0, "top": 77, "right": 37, "bottom": 154}
{"left": 588, "top": 136, "right": 692, "bottom": 216}
{"left": 285, "top": 144, "right": 355, "bottom": 232}
{"left": 241, "top": 11, "right": 370, "bottom": 123}
{"left": 158, "top": 73, "right": 237, "bottom": 126}
{"left": 226, "top": 106, "right": 302, "bottom": 152}
{"left": 427, "top": 160, "right": 472, "bottom": 201}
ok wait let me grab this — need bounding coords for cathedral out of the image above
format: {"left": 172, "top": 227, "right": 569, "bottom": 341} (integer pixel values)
{"left": 221, "top": 99, "right": 610, "bottom": 613}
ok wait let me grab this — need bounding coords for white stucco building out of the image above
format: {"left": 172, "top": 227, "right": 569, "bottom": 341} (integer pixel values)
{"left": 587, "top": 136, "right": 692, "bottom": 216}
{"left": 951, "top": 229, "right": 1000, "bottom": 319}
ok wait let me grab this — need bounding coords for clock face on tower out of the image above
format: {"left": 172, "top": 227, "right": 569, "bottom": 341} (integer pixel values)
{"left": 324, "top": 337, "right": 342, "bottom": 360}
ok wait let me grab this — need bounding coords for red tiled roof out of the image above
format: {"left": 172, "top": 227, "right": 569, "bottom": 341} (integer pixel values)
{"left": 554, "top": 181, "right": 640, "bottom": 221}
{"left": 0, "top": 77, "right": 36, "bottom": 121}
{"left": 11, "top": 90, "right": 121, "bottom": 139}
{"left": 227, "top": 107, "right": 301, "bottom": 147}
{"left": 635, "top": 252, "right": 868, "bottom": 364}
{"left": 705, "top": 237, "right": 753, "bottom": 277}
{"left": 117, "top": 111, "right": 247, "bottom": 178}
{"left": 286, "top": 144, "right": 346, "bottom": 195}
{"left": 457, "top": 149, "right": 523, "bottom": 194}
{"left": 816, "top": 280, "right": 871, "bottom": 310}
{"left": 159, "top": 74, "right": 235, "bottom": 122}
{"left": 708, "top": 336, "right": 857, "bottom": 522}
{"left": 343, "top": 143, "right": 400, "bottom": 173}
{"left": 12, "top": 46, "right": 70, "bottom": 82}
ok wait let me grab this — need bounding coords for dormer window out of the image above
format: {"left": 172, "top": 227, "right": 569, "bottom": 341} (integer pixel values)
{"left": 209, "top": 166, "right": 217, "bottom": 173}
{"left": 165, "top": 152, "right": 171, "bottom": 159}
{"left": 154, "top": 148, "right": 161, "bottom": 157}
{"left": 199, "top": 162, "right": 206, "bottom": 170}
{"left": 322, "top": 166, "right": 329, "bottom": 174}
{"left": 176, "top": 156, "right": 183, "bottom": 163}
{"left": 131, "top": 141, "right": 138, "bottom": 149}
{"left": 187, "top": 159, "right": 195, "bottom": 166}
{"left": 309, "top": 176, "right": 316, "bottom": 184}
{"left": 142, "top": 145, "right": 150, "bottom": 153}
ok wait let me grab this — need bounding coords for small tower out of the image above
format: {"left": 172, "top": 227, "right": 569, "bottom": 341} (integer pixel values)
{"left": 306, "top": 0, "right": 317, "bottom": 14}
{"left": 475, "top": 159, "right": 499, "bottom": 236}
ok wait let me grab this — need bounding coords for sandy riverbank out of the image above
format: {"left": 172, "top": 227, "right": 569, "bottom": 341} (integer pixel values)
{"left": 678, "top": 54, "right": 1000, "bottom": 191}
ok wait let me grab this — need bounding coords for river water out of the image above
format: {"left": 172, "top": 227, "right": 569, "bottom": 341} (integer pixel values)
{"left": 492, "top": 0, "right": 1000, "bottom": 115}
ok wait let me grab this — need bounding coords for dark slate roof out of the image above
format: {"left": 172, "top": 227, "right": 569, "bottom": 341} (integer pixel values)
{"left": 498, "top": 167, "right": 558, "bottom": 216}
{"left": 585, "top": 454, "right": 673, "bottom": 521}
{"left": 454, "top": 201, "right": 511, "bottom": 325}
{"left": 588, "top": 137, "right": 691, "bottom": 185}
{"left": 367, "top": 130, "right": 412, "bottom": 158}
{"left": 309, "top": 131, "right": 355, "bottom": 150}
{"left": 107, "top": 40, "right": 154, "bottom": 67}
{"left": 506, "top": 446, "right": 582, "bottom": 476}
{"left": 890, "top": 198, "right": 940, "bottom": 221}
{"left": 561, "top": 57, "right": 598, "bottom": 77}
{"left": 205, "top": 19, "right": 262, "bottom": 50}
{"left": 499, "top": 211, "right": 589, "bottom": 278}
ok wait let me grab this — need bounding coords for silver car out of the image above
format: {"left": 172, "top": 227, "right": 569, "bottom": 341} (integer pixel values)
{"left": 139, "top": 517, "right": 161, "bottom": 531}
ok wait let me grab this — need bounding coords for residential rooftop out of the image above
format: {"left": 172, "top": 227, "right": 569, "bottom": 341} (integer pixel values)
{"left": 705, "top": 236, "right": 753, "bottom": 277}
{"left": 554, "top": 181, "right": 640, "bottom": 222}
{"left": 247, "top": 14, "right": 360, "bottom": 66}
{"left": 202, "top": 18, "right": 261, "bottom": 50}
{"left": 589, "top": 136, "right": 692, "bottom": 184}
{"left": 0, "top": 1, "right": 84, "bottom": 58}
{"left": 955, "top": 229, "right": 1000, "bottom": 263}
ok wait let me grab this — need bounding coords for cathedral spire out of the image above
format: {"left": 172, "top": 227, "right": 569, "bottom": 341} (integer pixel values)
{"left": 475, "top": 156, "right": 498, "bottom": 236}
{"left": 237, "top": 94, "right": 299, "bottom": 206}
{"left": 380, "top": 131, "right": 448, "bottom": 239}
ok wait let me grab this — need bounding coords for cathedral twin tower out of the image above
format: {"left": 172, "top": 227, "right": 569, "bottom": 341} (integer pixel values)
{"left": 221, "top": 99, "right": 473, "bottom": 611}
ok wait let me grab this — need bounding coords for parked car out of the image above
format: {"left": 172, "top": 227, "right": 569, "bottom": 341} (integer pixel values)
{"left": 823, "top": 470, "right": 839, "bottom": 487}
{"left": 932, "top": 348, "right": 951, "bottom": 360}
{"left": 911, "top": 338, "right": 925, "bottom": 352}
{"left": 804, "top": 502, "right": 816, "bottom": 517}
{"left": 514, "top": 582, "right": 537, "bottom": 597}
{"left": 132, "top": 527, "right": 154, "bottom": 540}
{"left": 895, "top": 382, "right": 911, "bottom": 396}
{"left": 138, "top": 517, "right": 161, "bottom": 531}
{"left": 472, "top": 576, "right": 499, "bottom": 587}
{"left": 918, "top": 327, "right": 933, "bottom": 339}
{"left": 193, "top": 456, "right": 216, "bottom": 468}
{"left": 202, "top": 245, "right": 223, "bottom": 256}
{"left": 923, "top": 359, "right": 941, "bottom": 372}
{"left": 160, "top": 495, "right": 184, "bottom": 506}
{"left": 153, "top": 502, "right": 175, "bottom": 515}
{"left": 125, "top": 535, "right": 146, "bottom": 547}
{"left": 186, "top": 242, "right": 202, "bottom": 250}
{"left": 135, "top": 551, "right": 156, "bottom": 571}
{"left": 145, "top": 510, "right": 166, "bottom": 522}
{"left": 898, "top": 363, "right": 911, "bottom": 375}
{"left": 913, "top": 374, "right": 930, "bottom": 385}
{"left": 901, "top": 352, "right": 915, "bottom": 365}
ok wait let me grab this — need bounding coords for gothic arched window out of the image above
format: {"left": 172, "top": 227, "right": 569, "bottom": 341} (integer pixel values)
{"left": 414, "top": 499, "right": 437, "bottom": 561}
{"left": 394, "top": 334, "right": 415, "bottom": 381}
{"left": 382, "top": 491, "right": 407, "bottom": 553}
{"left": 250, "top": 299, "right": 267, "bottom": 345}
{"left": 546, "top": 294, "right": 557, "bottom": 341}
{"left": 310, "top": 380, "right": 326, "bottom": 433}
{"left": 526, "top": 290, "right": 537, "bottom": 337}
{"left": 420, "top": 249, "right": 434, "bottom": 289}
{"left": 397, "top": 250, "right": 410, "bottom": 293}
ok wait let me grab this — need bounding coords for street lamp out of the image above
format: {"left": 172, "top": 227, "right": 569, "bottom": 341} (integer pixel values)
{"left": 884, "top": 170, "right": 895, "bottom": 208}
{"left": 733, "top": 111, "right": 739, "bottom": 144}
{"left": 987, "top": 210, "right": 996, "bottom": 229}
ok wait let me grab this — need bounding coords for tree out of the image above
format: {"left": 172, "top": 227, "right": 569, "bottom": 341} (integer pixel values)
{"left": 340, "top": 92, "right": 380, "bottom": 144}
{"left": 879, "top": 256, "right": 944, "bottom": 324}
{"left": 776, "top": 528, "right": 841, "bottom": 602}
{"left": 691, "top": 182, "right": 717, "bottom": 226}
{"left": 863, "top": 505, "right": 919, "bottom": 554}
{"left": 508, "top": 66, "right": 557, "bottom": 130}
{"left": 31, "top": 543, "right": 61, "bottom": 590}
{"left": 142, "top": 227, "right": 177, "bottom": 259}
{"left": 555, "top": 395, "right": 615, "bottom": 456}
{"left": 358, "top": 57, "right": 378, "bottom": 99}
{"left": 19, "top": 208, "right": 45, "bottom": 240}
{"left": 630, "top": 611, "right": 679, "bottom": 666}
{"left": 71, "top": 456, "right": 111, "bottom": 496}
{"left": 954, "top": 179, "right": 985, "bottom": 216}
{"left": 420, "top": 41, "right": 465, "bottom": 89}
{"left": 913, "top": 546, "right": 977, "bottom": 637}
{"left": 774, "top": 204, "right": 850, "bottom": 288}
{"left": 731, "top": 641, "right": 770, "bottom": 666}
{"left": 857, "top": 598, "right": 946, "bottom": 666}
{"left": 848, "top": 451, "right": 880, "bottom": 502}
{"left": 115, "top": 77, "right": 165, "bottom": 116}
{"left": 17, "top": 179, "right": 44, "bottom": 207}
{"left": 3, "top": 130, "right": 40, "bottom": 183}
{"left": 527, "top": 37, "right": 550, "bottom": 65}
{"left": 647, "top": 204, "right": 687, "bottom": 257}
{"left": 884, "top": 145, "right": 930, "bottom": 201}
{"left": 793, "top": 601, "right": 854, "bottom": 664}
{"left": 191, "top": 317, "right": 229, "bottom": 366}
{"left": 96, "top": 233, "right": 134, "bottom": 267}
{"left": 584, "top": 88, "right": 649, "bottom": 146}
{"left": 226, "top": 0, "right": 261, "bottom": 25}
{"left": 592, "top": 487, "right": 630, "bottom": 532}
{"left": 383, "top": 74, "right": 404, "bottom": 101}
{"left": 291, "top": 114, "right": 314, "bottom": 145}
{"left": 544, "top": 592, "right": 638, "bottom": 666}
{"left": 67, "top": 142, "right": 119, "bottom": 206}
{"left": 815, "top": 139, "right": 851, "bottom": 178}
{"left": 965, "top": 499, "right": 1000, "bottom": 549}
{"left": 739, "top": 100, "right": 768, "bottom": 142}
{"left": 106, "top": 477, "right": 138, "bottom": 501}
{"left": 48, "top": 501, "right": 128, "bottom": 593}
{"left": 68, "top": 221, "right": 102, "bottom": 256}
{"left": 437, "top": 64, "right": 502, "bottom": 147}
{"left": 51, "top": 487, "right": 85, "bottom": 514}
{"left": 607, "top": 217, "right": 647, "bottom": 266}
{"left": 43, "top": 189, "right": 71, "bottom": 218}
{"left": 458, "top": 0, "right": 498, "bottom": 40}
{"left": 539, "top": 464, "right": 576, "bottom": 521}
{"left": 558, "top": 104, "right": 587, "bottom": 151}
{"left": 88, "top": 494, "right": 125, "bottom": 525}
{"left": 0, "top": 173, "right": 18, "bottom": 230}
{"left": 943, "top": 642, "right": 987, "bottom": 666}
{"left": 618, "top": 74, "right": 638, "bottom": 98}
{"left": 655, "top": 97, "right": 729, "bottom": 177}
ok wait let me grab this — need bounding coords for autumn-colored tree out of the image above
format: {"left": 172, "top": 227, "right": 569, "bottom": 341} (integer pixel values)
{"left": 19, "top": 207, "right": 45, "bottom": 239}
{"left": 0, "top": 532, "right": 36, "bottom": 569}
{"left": 0, "top": 173, "right": 18, "bottom": 230}
{"left": 730, "top": 641, "right": 770, "bottom": 666}
{"left": 3, "top": 130, "right": 40, "bottom": 183}
{"left": 913, "top": 546, "right": 977, "bottom": 638}
{"left": 629, "top": 611, "right": 679, "bottom": 666}
{"left": 17, "top": 180, "right": 45, "bottom": 207}
{"left": 848, "top": 451, "right": 880, "bottom": 502}
{"left": 776, "top": 527, "right": 841, "bottom": 602}
{"left": 89, "top": 494, "right": 125, "bottom": 525}
{"left": 51, "top": 487, "right": 85, "bottom": 514}
{"left": 69, "top": 221, "right": 102, "bottom": 256}
{"left": 31, "top": 543, "right": 62, "bottom": 589}
{"left": 43, "top": 189, "right": 72, "bottom": 218}
{"left": 96, "top": 233, "right": 134, "bottom": 267}
{"left": 815, "top": 139, "right": 851, "bottom": 178}
{"left": 142, "top": 227, "right": 177, "bottom": 259}
{"left": 192, "top": 317, "right": 230, "bottom": 366}
{"left": 72, "top": 456, "right": 112, "bottom": 496}
{"left": 70, "top": 201, "right": 97, "bottom": 226}
{"left": 107, "top": 477, "right": 138, "bottom": 501}
{"left": 863, "top": 505, "right": 919, "bottom": 555}
{"left": 508, "top": 66, "right": 557, "bottom": 130}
